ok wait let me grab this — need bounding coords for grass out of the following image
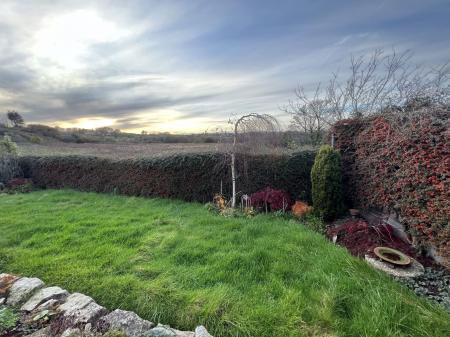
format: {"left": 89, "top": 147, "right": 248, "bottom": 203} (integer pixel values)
{"left": 0, "top": 190, "right": 449, "bottom": 337}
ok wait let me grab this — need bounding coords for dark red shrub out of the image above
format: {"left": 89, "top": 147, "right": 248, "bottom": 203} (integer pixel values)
{"left": 326, "top": 219, "right": 431, "bottom": 264}
{"left": 6, "top": 178, "right": 32, "bottom": 188}
{"left": 250, "top": 187, "right": 292, "bottom": 211}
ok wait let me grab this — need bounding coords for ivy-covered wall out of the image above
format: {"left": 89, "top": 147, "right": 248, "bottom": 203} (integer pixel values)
{"left": 332, "top": 111, "right": 450, "bottom": 266}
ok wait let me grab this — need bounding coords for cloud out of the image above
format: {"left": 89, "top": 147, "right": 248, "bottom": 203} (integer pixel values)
{"left": 0, "top": 0, "right": 449, "bottom": 132}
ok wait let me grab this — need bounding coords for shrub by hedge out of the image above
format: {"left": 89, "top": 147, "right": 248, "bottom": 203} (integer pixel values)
{"left": 332, "top": 110, "right": 450, "bottom": 267}
{"left": 19, "top": 151, "right": 316, "bottom": 203}
{"left": 311, "top": 145, "right": 343, "bottom": 221}
{"left": 250, "top": 187, "right": 292, "bottom": 212}
{"left": 0, "top": 135, "right": 20, "bottom": 184}
{"left": 0, "top": 156, "right": 21, "bottom": 184}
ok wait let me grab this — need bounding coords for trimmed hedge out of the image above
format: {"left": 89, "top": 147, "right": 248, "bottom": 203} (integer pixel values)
{"left": 19, "top": 151, "right": 316, "bottom": 203}
{"left": 332, "top": 111, "right": 450, "bottom": 267}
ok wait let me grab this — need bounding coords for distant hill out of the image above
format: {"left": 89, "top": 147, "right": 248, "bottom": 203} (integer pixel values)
{"left": 0, "top": 124, "right": 315, "bottom": 147}
{"left": 0, "top": 124, "right": 231, "bottom": 145}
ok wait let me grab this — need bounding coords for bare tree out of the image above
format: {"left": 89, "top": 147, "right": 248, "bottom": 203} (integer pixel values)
{"left": 225, "top": 113, "right": 281, "bottom": 208}
{"left": 282, "top": 88, "right": 330, "bottom": 145}
{"left": 283, "top": 49, "right": 450, "bottom": 143}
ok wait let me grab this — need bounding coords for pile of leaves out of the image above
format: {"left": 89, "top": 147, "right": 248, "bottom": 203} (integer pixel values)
{"left": 250, "top": 187, "right": 292, "bottom": 212}
{"left": 327, "top": 219, "right": 432, "bottom": 265}
{"left": 332, "top": 109, "right": 450, "bottom": 267}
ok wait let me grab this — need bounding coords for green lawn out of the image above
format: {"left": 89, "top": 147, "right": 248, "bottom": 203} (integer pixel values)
{"left": 0, "top": 190, "right": 449, "bottom": 337}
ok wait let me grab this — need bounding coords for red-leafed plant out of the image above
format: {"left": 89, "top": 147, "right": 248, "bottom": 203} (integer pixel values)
{"left": 250, "top": 187, "right": 292, "bottom": 212}
{"left": 326, "top": 219, "right": 430, "bottom": 264}
{"left": 332, "top": 108, "right": 450, "bottom": 266}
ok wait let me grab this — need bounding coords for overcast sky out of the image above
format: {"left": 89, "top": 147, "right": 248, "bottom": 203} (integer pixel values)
{"left": 0, "top": 0, "right": 449, "bottom": 133}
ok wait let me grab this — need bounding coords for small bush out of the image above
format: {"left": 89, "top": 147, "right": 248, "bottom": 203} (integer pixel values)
{"left": 0, "top": 136, "right": 21, "bottom": 184}
{"left": 311, "top": 145, "right": 343, "bottom": 221}
{"left": 0, "top": 135, "right": 17, "bottom": 155}
{"left": 291, "top": 201, "right": 313, "bottom": 218}
{"left": 30, "top": 135, "right": 42, "bottom": 144}
{"left": 250, "top": 187, "right": 292, "bottom": 212}
{"left": 5, "top": 178, "right": 34, "bottom": 194}
{"left": 0, "top": 156, "right": 21, "bottom": 184}
{"left": 0, "top": 306, "right": 18, "bottom": 333}
{"left": 301, "top": 213, "right": 326, "bottom": 234}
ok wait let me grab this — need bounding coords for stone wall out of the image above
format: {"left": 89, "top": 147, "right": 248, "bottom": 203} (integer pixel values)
{"left": 0, "top": 273, "right": 213, "bottom": 337}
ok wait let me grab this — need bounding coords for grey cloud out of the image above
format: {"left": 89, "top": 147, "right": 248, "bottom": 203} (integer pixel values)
{"left": 0, "top": 67, "right": 34, "bottom": 91}
{"left": 0, "top": 0, "right": 449, "bottom": 131}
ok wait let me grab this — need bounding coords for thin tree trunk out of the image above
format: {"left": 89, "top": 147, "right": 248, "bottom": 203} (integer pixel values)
{"left": 231, "top": 119, "right": 239, "bottom": 209}
{"left": 231, "top": 152, "right": 236, "bottom": 208}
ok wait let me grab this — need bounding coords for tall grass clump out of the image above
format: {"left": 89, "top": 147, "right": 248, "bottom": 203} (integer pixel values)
{"left": 311, "top": 145, "right": 343, "bottom": 221}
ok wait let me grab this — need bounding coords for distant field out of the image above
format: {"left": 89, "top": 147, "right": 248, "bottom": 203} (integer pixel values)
{"left": 17, "top": 142, "right": 303, "bottom": 159}
{"left": 18, "top": 142, "right": 221, "bottom": 159}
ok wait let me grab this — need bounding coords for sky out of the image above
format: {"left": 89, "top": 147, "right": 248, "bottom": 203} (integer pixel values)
{"left": 0, "top": 0, "right": 449, "bottom": 133}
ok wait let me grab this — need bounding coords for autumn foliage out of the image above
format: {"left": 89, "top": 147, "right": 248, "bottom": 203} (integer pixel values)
{"left": 333, "top": 109, "right": 450, "bottom": 266}
{"left": 291, "top": 201, "right": 312, "bottom": 217}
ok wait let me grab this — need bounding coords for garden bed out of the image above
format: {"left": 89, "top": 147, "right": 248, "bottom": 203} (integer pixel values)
{"left": 327, "top": 218, "right": 449, "bottom": 312}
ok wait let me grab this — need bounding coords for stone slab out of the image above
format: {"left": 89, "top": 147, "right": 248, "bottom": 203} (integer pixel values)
{"left": 97, "top": 309, "right": 155, "bottom": 337}
{"left": 195, "top": 326, "right": 213, "bottom": 337}
{"left": 58, "top": 293, "right": 94, "bottom": 316}
{"left": 71, "top": 301, "right": 107, "bottom": 325}
{"left": 0, "top": 273, "right": 20, "bottom": 298}
{"left": 7, "top": 277, "right": 45, "bottom": 306}
{"left": 24, "top": 327, "right": 52, "bottom": 337}
{"left": 147, "top": 324, "right": 194, "bottom": 337}
{"left": 21, "top": 286, "right": 69, "bottom": 312}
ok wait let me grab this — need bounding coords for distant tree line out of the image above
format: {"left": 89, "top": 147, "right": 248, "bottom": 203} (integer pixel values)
{"left": 0, "top": 111, "right": 315, "bottom": 147}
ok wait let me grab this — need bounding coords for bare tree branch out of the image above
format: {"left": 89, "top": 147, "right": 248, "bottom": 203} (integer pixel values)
{"left": 283, "top": 48, "right": 450, "bottom": 145}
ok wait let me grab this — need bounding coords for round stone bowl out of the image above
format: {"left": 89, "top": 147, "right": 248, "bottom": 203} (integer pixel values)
{"left": 373, "top": 246, "right": 411, "bottom": 266}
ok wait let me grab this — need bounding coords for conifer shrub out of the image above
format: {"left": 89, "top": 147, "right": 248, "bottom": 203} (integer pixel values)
{"left": 311, "top": 145, "right": 343, "bottom": 221}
